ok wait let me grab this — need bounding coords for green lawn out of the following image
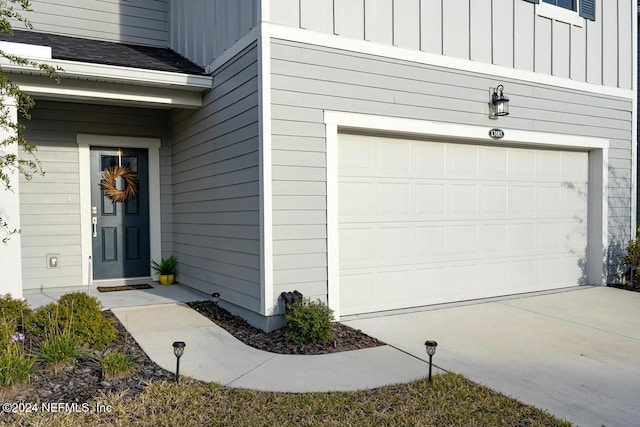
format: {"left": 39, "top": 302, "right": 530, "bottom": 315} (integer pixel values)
{"left": 4, "top": 373, "right": 571, "bottom": 427}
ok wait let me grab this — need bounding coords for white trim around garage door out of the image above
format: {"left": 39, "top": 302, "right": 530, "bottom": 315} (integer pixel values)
{"left": 77, "top": 134, "right": 161, "bottom": 285}
{"left": 324, "top": 111, "right": 609, "bottom": 320}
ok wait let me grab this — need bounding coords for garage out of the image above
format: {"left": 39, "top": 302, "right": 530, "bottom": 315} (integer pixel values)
{"left": 338, "top": 133, "right": 589, "bottom": 316}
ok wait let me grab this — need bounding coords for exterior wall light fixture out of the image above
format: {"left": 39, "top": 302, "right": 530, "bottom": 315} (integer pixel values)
{"left": 489, "top": 84, "right": 510, "bottom": 118}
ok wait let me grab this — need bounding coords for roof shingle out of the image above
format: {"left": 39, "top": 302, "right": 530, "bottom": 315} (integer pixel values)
{"left": 0, "top": 30, "right": 205, "bottom": 75}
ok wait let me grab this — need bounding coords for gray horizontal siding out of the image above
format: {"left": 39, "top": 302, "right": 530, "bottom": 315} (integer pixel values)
{"left": 170, "top": 42, "right": 260, "bottom": 312}
{"left": 24, "top": 0, "right": 168, "bottom": 46}
{"left": 19, "top": 101, "right": 169, "bottom": 290}
{"left": 269, "top": 38, "right": 634, "bottom": 299}
{"left": 269, "top": 0, "right": 634, "bottom": 90}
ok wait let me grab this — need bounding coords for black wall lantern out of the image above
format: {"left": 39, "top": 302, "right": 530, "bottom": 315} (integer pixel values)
{"left": 490, "top": 84, "right": 510, "bottom": 118}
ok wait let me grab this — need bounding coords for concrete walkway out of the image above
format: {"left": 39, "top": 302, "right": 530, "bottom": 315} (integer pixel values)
{"left": 111, "top": 303, "right": 433, "bottom": 393}
{"left": 344, "top": 286, "right": 640, "bottom": 427}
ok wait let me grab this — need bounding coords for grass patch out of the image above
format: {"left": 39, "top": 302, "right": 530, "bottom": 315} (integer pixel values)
{"left": 99, "top": 350, "right": 137, "bottom": 380}
{"left": 8, "top": 373, "right": 572, "bottom": 427}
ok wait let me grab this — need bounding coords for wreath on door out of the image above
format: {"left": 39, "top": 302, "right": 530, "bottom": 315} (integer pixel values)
{"left": 100, "top": 165, "right": 138, "bottom": 202}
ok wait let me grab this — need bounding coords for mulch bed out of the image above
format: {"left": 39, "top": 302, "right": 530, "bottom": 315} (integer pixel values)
{"left": 607, "top": 283, "right": 640, "bottom": 293}
{"left": 187, "top": 300, "right": 385, "bottom": 355}
{"left": 0, "top": 300, "right": 383, "bottom": 415}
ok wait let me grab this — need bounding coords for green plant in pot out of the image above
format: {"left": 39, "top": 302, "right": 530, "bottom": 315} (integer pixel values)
{"left": 151, "top": 255, "right": 178, "bottom": 285}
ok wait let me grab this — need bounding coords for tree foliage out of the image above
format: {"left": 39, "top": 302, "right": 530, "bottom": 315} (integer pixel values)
{"left": 0, "top": 0, "right": 60, "bottom": 242}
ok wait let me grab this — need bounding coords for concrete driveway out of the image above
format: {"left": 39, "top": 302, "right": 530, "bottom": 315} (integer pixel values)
{"left": 344, "top": 286, "right": 640, "bottom": 427}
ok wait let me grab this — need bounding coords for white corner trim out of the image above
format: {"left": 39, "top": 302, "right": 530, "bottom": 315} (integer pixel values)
{"left": 259, "top": 24, "right": 275, "bottom": 316}
{"left": 267, "top": 23, "right": 633, "bottom": 100}
{"left": 631, "top": 8, "right": 638, "bottom": 234}
{"left": 76, "top": 134, "right": 162, "bottom": 284}
{"left": 325, "top": 122, "right": 340, "bottom": 319}
{"left": 324, "top": 111, "right": 609, "bottom": 319}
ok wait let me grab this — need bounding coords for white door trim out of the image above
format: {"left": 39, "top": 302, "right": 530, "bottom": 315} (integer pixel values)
{"left": 77, "top": 134, "right": 161, "bottom": 285}
{"left": 324, "top": 111, "right": 609, "bottom": 320}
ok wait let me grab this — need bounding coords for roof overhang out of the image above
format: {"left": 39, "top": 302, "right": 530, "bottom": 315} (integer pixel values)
{"left": 0, "top": 42, "right": 212, "bottom": 109}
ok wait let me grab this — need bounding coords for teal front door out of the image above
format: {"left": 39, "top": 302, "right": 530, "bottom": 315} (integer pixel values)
{"left": 90, "top": 147, "right": 150, "bottom": 279}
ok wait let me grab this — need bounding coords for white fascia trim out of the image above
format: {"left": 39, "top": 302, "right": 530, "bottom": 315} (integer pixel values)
{"left": 76, "top": 135, "right": 162, "bottom": 285}
{"left": 259, "top": 23, "right": 275, "bottom": 316}
{"left": 0, "top": 41, "right": 51, "bottom": 59}
{"left": 324, "top": 111, "right": 609, "bottom": 319}
{"left": 267, "top": 23, "right": 633, "bottom": 100}
{"left": 0, "top": 58, "right": 212, "bottom": 91}
{"left": 206, "top": 26, "right": 260, "bottom": 74}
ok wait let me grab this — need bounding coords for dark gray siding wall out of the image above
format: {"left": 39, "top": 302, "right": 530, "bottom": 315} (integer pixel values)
{"left": 270, "top": 39, "right": 633, "bottom": 297}
{"left": 19, "top": 101, "right": 170, "bottom": 289}
{"left": 170, "top": 43, "right": 261, "bottom": 312}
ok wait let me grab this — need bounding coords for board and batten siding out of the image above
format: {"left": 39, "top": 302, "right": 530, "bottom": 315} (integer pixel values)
{"left": 19, "top": 101, "right": 170, "bottom": 290}
{"left": 23, "top": 0, "right": 168, "bottom": 47}
{"left": 170, "top": 43, "right": 261, "bottom": 313}
{"left": 269, "top": 0, "right": 634, "bottom": 90}
{"left": 169, "top": 0, "right": 258, "bottom": 67}
{"left": 269, "top": 39, "right": 633, "bottom": 302}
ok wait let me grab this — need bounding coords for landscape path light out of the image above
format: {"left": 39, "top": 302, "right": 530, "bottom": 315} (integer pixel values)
{"left": 212, "top": 292, "right": 220, "bottom": 319}
{"left": 172, "top": 341, "right": 186, "bottom": 384}
{"left": 424, "top": 340, "right": 438, "bottom": 382}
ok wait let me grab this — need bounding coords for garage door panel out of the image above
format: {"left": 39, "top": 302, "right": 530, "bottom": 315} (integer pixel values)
{"left": 339, "top": 135, "right": 589, "bottom": 316}
{"left": 480, "top": 224, "right": 508, "bottom": 253}
{"left": 562, "top": 151, "right": 588, "bottom": 180}
{"left": 378, "top": 138, "right": 411, "bottom": 176}
{"left": 536, "top": 150, "right": 562, "bottom": 179}
{"left": 479, "top": 146, "right": 508, "bottom": 178}
{"left": 339, "top": 227, "right": 376, "bottom": 265}
{"left": 415, "top": 184, "right": 446, "bottom": 217}
{"left": 339, "top": 181, "right": 373, "bottom": 216}
{"left": 378, "top": 183, "right": 410, "bottom": 215}
{"left": 413, "top": 141, "right": 446, "bottom": 176}
{"left": 536, "top": 186, "right": 562, "bottom": 215}
{"left": 480, "top": 185, "right": 508, "bottom": 215}
{"left": 510, "top": 186, "right": 536, "bottom": 215}
{"left": 448, "top": 144, "right": 478, "bottom": 176}
{"left": 378, "top": 269, "right": 415, "bottom": 304}
{"left": 449, "top": 185, "right": 478, "bottom": 216}
{"left": 448, "top": 225, "right": 477, "bottom": 258}
{"left": 379, "top": 227, "right": 412, "bottom": 260}
{"left": 415, "top": 226, "right": 446, "bottom": 257}
{"left": 510, "top": 149, "right": 536, "bottom": 178}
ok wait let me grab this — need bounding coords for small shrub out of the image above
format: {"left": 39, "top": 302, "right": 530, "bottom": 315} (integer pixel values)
{"left": 36, "top": 331, "right": 79, "bottom": 373}
{"left": 100, "top": 350, "right": 137, "bottom": 379}
{"left": 0, "top": 341, "right": 36, "bottom": 388}
{"left": 28, "top": 292, "right": 117, "bottom": 349}
{"left": 0, "top": 294, "right": 33, "bottom": 342}
{"left": 284, "top": 298, "right": 334, "bottom": 345}
{"left": 623, "top": 227, "right": 640, "bottom": 285}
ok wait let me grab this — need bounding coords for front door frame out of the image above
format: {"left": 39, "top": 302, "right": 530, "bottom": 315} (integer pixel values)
{"left": 77, "top": 134, "right": 161, "bottom": 285}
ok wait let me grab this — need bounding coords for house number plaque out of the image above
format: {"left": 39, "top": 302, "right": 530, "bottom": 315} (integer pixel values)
{"left": 489, "top": 128, "right": 504, "bottom": 139}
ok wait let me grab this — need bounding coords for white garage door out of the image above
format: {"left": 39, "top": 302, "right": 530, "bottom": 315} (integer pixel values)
{"left": 338, "top": 134, "right": 588, "bottom": 316}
